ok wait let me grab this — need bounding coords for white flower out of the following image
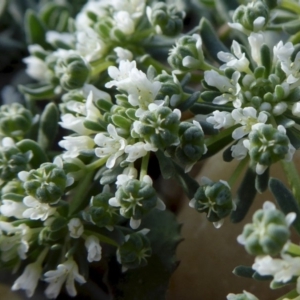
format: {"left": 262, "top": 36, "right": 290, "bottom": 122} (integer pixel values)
{"left": 292, "top": 101, "right": 300, "bottom": 117}
{"left": 0, "top": 222, "right": 31, "bottom": 261}
{"left": 85, "top": 235, "right": 102, "bottom": 262}
{"left": 114, "top": 11, "right": 135, "bottom": 35}
{"left": 68, "top": 218, "right": 84, "bottom": 238}
{"left": 115, "top": 166, "right": 138, "bottom": 187}
{"left": 231, "top": 107, "right": 268, "bottom": 139}
{"left": 105, "top": 60, "right": 161, "bottom": 111}
{"left": 204, "top": 70, "right": 241, "bottom": 108}
{"left": 231, "top": 139, "right": 248, "bottom": 160}
{"left": 94, "top": 124, "right": 127, "bottom": 168}
{"left": 46, "top": 31, "right": 75, "bottom": 48}
{"left": 23, "top": 45, "right": 49, "bottom": 82}
{"left": 76, "top": 27, "right": 107, "bottom": 62}
{"left": 12, "top": 260, "right": 43, "bottom": 297}
{"left": 0, "top": 199, "right": 27, "bottom": 219}
{"left": 114, "top": 47, "right": 133, "bottom": 62}
{"left": 125, "top": 142, "right": 157, "bottom": 163}
{"left": 206, "top": 110, "right": 234, "bottom": 129}
{"left": 44, "top": 258, "right": 86, "bottom": 299}
{"left": 59, "top": 114, "right": 91, "bottom": 135}
{"left": 218, "top": 40, "right": 250, "bottom": 72}
{"left": 22, "top": 196, "right": 56, "bottom": 221}
{"left": 248, "top": 33, "right": 264, "bottom": 65}
{"left": 273, "top": 41, "right": 294, "bottom": 63}
{"left": 227, "top": 290, "right": 258, "bottom": 300}
{"left": 59, "top": 136, "right": 95, "bottom": 159}
{"left": 281, "top": 51, "right": 300, "bottom": 84}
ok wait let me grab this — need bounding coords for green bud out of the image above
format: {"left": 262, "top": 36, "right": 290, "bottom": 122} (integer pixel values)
{"left": 135, "top": 107, "right": 180, "bottom": 149}
{"left": 84, "top": 192, "right": 121, "bottom": 228}
{"left": 246, "top": 124, "right": 292, "bottom": 174}
{"left": 115, "top": 179, "right": 158, "bottom": 221}
{"left": 55, "top": 54, "right": 90, "bottom": 91}
{"left": 0, "top": 146, "right": 32, "bottom": 182}
{"left": 117, "top": 231, "right": 152, "bottom": 270}
{"left": 173, "top": 121, "right": 207, "bottom": 172}
{"left": 168, "top": 34, "right": 204, "bottom": 72}
{"left": 155, "top": 72, "right": 183, "bottom": 107}
{"left": 190, "top": 179, "right": 233, "bottom": 223}
{"left": 1, "top": 180, "right": 25, "bottom": 195}
{"left": 238, "top": 202, "right": 292, "bottom": 255}
{"left": 148, "top": 3, "right": 185, "bottom": 36}
{"left": 39, "top": 216, "right": 68, "bottom": 244}
{"left": 232, "top": 1, "right": 269, "bottom": 32}
{"left": 0, "top": 103, "right": 33, "bottom": 138}
{"left": 23, "top": 162, "right": 68, "bottom": 204}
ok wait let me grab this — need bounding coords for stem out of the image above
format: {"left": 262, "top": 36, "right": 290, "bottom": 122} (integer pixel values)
{"left": 90, "top": 61, "right": 114, "bottom": 77}
{"left": 69, "top": 171, "right": 94, "bottom": 216}
{"left": 289, "top": 31, "right": 300, "bottom": 45}
{"left": 85, "top": 157, "right": 108, "bottom": 172}
{"left": 276, "top": 289, "right": 299, "bottom": 300}
{"left": 139, "top": 55, "right": 171, "bottom": 73}
{"left": 84, "top": 230, "right": 119, "bottom": 247}
{"left": 281, "top": 160, "right": 300, "bottom": 206}
{"left": 285, "top": 242, "right": 300, "bottom": 256}
{"left": 280, "top": 0, "right": 300, "bottom": 14}
{"left": 140, "top": 152, "right": 150, "bottom": 180}
{"left": 227, "top": 157, "right": 249, "bottom": 188}
{"left": 199, "top": 61, "right": 221, "bottom": 73}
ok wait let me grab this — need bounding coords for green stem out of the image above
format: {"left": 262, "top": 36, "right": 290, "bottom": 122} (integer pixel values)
{"left": 69, "top": 171, "right": 94, "bottom": 215}
{"left": 276, "top": 289, "right": 299, "bottom": 300}
{"left": 199, "top": 61, "right": 221, "bottom": 73}
{"left": 227, "top": 157, "right": 249, "bottom": 188}
{"left": 85, "top": 157, "right": 108, "bottom": 172}
{"left": 139, "top": 55, "right": 171, "bottom": 73}
{"left": 285, "top": 242, "right": 300, "bottom": 256}
{"left": 281, "top": 160, "right": 300, "bottom": 206}
{"left": 90, "top": 61, "right": 114, "bottom": 77}
{"left": 280, "top": 0, "right": 300, "bottom": 14}
{"left": 289, "top": 31, "right": 300, "bottom": 45}
{"left": 140, "top": 152, "right": 150, "bottom": 180}
{"left": 84, "top": 230, "right": 119, "bottom": 247}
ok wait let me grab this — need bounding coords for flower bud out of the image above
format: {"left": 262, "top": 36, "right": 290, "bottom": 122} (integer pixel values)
{"left": 232, "top": 1, "right": 269, "bottom": 32}
{"left": 244, "top": 124, "right": 293, "bottom": 175}
{"left": 0, "top": 146, "right": 32, "bottom": 182}
{"left": 190, "top": 179, "right": 233, "bottom": 223}
{"left": 117, "top": 231, "right": 152, "bottom": 270}
{"left": 0, "top": 103, "right": 33, "bottom": 138}
{"left": 113, "top": 179, "right": 158, "bottom": 221}
{"left": 237, "top": 202, "right": 293, "bottom": 255}
{"left": 55, "top": 54, "right": 90, "bottom": 91}
{"left": 168, "top": 34, "right": 204, "bottom": 72}
{"left": 85, "top": 192, "right": 121, "bottom": 228}
{"left": 20, "top": 163, "right": 68, "bottom": 204}
{"left": 134, "top": 106, "right": 180, "bottom": 149}
{"left": 147, "top": 3, "right": 185, "bottom": 36}
{"left": 173, "top": 121, "right": 207, "bottom": 172}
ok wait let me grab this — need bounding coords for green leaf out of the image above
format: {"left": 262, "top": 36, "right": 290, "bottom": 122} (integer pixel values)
{"left": 84, "top": 120, "right": 106, "bottom": 132}
{"left": 24, "top": 9, "right": 47, "bottom": 47}
{"left": 111, "top": 115, "right": 132, "bottom": 130}
{"left": 95, "top": 99, "right": 113, "bottom": 112}
{"left": 18, "top": 84, "right": 55, "bottom": 100}
{"left": 215, "top": 0, "right": 239, "bottom": 21}
{"left": 16, "top": 139, "right": 48, "bottom": 168}
{"left": 233, "top": 265, "right": 255, "bottom": 278}
{"left": 199, "top": 18, "right": 229, "bottom": 63}
{"left": 155, "top": 149, "right": 175, "bottom": 179}
{"left": 261, "top": 44, "right": 272, "bottom": 78}
{"left": 177, "top": 91, "right": 200, "bottom": 112}
{"left": 252, "top": 272, "right": 273, "bottom": 281}
{"left": 108, "top": 209, "right": 181, "bottom": 300}
{"left": 283, "top": 19, "right": 300, "bottom": 34}
{"left": 231, "top": 168, "right": 257, "bottom": 223}
{"left": 269, "top": 177, "right": 300, "bottom": 234}
{"left": 255, "top": 167, "right": 269, "bottom": 193}
{"left": 37, "top": 102, "right": 59, "bottom": 150}
{"left": 190, "top": 102, "right": 232, "bottom": 115}
{"left": 286, "top": 127, "right": 300, "bottom": 149}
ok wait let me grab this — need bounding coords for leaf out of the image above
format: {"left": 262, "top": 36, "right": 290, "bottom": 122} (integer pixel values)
{"left": 190, "top": 102, "right": 232, "bottom": 115}
{"left": 108, "top": 209, "right": 181, "bottom": 300}
{"left": 215, "top": 0, "right": 239, "bottom": 21}
{"left": 286, "top": 127, "right": 300, "bottom": 149}
{"left": 269, "top": 177, "right": 300, "bottom": 234}
{"left": 37, "top": 102, "right": 59, "bottom": 150}
{"left": 18, "top": 84, "right": 56, "bottom": 100}
{"left": 199, "top": 18, "right": 229, "bottom": 63}
{"left": 177, "top": 91, "right": 200, "bottom": 112}
{"left": 255, "top": 167, "right": 269, "bottom": 193}
{"left": 231, "top": 168, "right": 257, "bottom": 223}
{"left": 155, "top": 150, "right": 175, "bottom": 179}
{"left": 24, "top": 9, "right": 47, "bottom": 47}
{"left": 233, "top": 265, "right": 255, "bottom": 278}
{"left": 252, "top": 272, "right": 273, "bottom": 281}
{"left": 261, "top": 44, "right": 272, "bottom": 78}
{"left": 16, "top": 139, "right": 48, "bottom": 168}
